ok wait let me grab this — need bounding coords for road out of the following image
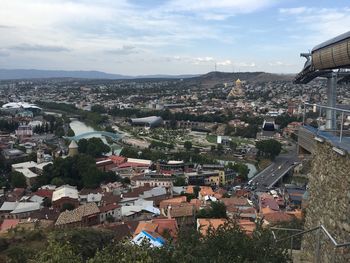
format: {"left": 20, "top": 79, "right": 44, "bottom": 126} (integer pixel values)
{"left": 250, "top": 142, "right": 300, "bottom": 190}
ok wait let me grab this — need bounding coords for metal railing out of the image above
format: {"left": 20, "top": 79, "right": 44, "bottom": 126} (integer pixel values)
{"left": 303, "top": 102, "right": 350, "bottom": 143}
{"left": 271, "top": 225, "right": 350, "bottom": 262}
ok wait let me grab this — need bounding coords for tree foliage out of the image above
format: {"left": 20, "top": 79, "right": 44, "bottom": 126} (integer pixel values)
{"left": 10, "top": 171, "right": 27, "bottom": 188}
{"left": 38, "top": 154, "right": 117, "bottom": 189}
{"left": 184, "top": 141, "right": 192, "bottom": 151}
{"left": 2, "top": 222, "right": 289, "bottom": 263}
{"left": 256, "top": 139, "right": 282, "bottom": 160}
{"left": 78, "top": 138, "right": 110, "bottom": 158}
{"left": 196, "top": 201, "right": 227, "bottom": 219}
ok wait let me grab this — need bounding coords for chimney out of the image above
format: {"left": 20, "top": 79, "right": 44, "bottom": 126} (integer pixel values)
{"left": 167, "top": 205, "right": 172, "bottom": 219}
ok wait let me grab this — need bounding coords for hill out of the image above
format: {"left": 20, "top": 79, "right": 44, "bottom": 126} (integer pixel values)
{"left": 193, "top": 71, "right": 294, "bottom": 83}
{"left": 0, "top": 69, "right": 199, "bottom": 80}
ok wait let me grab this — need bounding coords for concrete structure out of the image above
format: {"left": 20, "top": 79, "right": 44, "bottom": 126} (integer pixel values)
{"left": 130, "top": 116, "right": 163, "bottom": 128}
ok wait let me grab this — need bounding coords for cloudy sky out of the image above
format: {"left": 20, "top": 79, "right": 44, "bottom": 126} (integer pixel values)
{"left": 0, "top": 0, "right": 349, "bottom": 75}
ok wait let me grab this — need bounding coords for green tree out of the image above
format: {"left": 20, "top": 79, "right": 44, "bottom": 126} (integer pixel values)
{"left": 216, "top": 144, "right": 224, "bottom": 154}
{"left": 78, "top": 138, "right": 110, "bottom": 158}
{"left": 51, "top": 177, "right": 65, "bottom": 187}
{"left": 228, "top": 141, "right": 237, "bottom": 151}
{"left": 193, "top": 185, "right": 201, "bottom": 198}
{"left": 197, "top": 201, "right": 227, "bottom": 219}
{"left": 91, "top": 105, "right": 106, "bottom": 114}
{"left": 10, "top": 171, "right": 27, "bottom": 188}
{"left": 50, "top": 228, "right": 114, "bottom": 261}
{"left": 173, "top": 177, "right": 187, "bottom": 186}
{"left": 184, "top": 141, "right": 192, "bottom": 151}
{"left": 6, "top": 245, "right": 34, "bottom": 263}
{"left": 67, "top": 128, "right": 75, "bottom": 137}
{"left": 35, "top": 240, "right": 82, "bottom": 263}
{"left": 233, "top": 162, "right": 250, "bottom": 181}
{"left": 104, "top": 126, "right": 115, "bottom": 133}
{"left": 61, "top": 203, "right": 75, "bottom": 212}
{"left": 256, "top": 139, "right": 282, "bottom": 160}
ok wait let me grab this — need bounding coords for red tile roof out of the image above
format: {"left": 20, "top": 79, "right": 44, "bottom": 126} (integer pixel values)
{"left": 34, "top": 189, "right": 54, "bottom": 199}
{"left": 99, "top": 204, "right": 119, "bottom": 213}
{"left": 0, "top": 219, "right": 20, "bottom": 233}
{"left": 263, "top": 212, "right": 293, "bottom": 224}
{"left": 152, "top": 218, "right": 178, "bottom": 238}
{"left": 118, "top": 162, "right": 149, "bottom": 168}
{"left": 108, "top": 155, "right": 127, "bottom": 165}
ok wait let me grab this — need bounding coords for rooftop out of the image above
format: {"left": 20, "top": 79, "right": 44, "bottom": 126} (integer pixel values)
{"left": 52, "top": 185, "right": 78, "bottom": 202}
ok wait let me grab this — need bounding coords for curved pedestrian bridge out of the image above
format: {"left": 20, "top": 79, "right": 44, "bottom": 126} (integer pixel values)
{"left": 64, "top": 131, "right": 123, "bottom": 141}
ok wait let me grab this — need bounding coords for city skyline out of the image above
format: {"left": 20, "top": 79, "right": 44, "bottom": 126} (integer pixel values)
{"left": 0, "top": 0, "right": 350, "bottom": 75}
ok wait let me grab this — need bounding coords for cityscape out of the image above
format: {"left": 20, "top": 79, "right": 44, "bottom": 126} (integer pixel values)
{"left": 0, "top": 1, "right": 350, "bottom": 262}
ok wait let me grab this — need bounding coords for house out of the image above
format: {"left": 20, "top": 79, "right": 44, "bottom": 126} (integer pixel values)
{"left": 197, "top": 218, "right": 227, "bottom": 236}
{"left": 133, "top": 175, "right": 174, "bottom": 189}
{"left": 96, "top": 222, "right": 132, "bottom": 241}
{"left": 185, "top": 185, "right": 215, "bottom": 200}
{"left": 101, "top": 182, "right": 123, "bottom": 193}
{"left": 152, "top": 218, "right": 178, "bottom": 238}
{"left": 108, "top": 155, "right": 127, "bottom": 166}
{"left": 167, "top": 203, "right": 195, "bottom": 226}
{"left": 134, "top": 218, "right": 178, "bottom": 239}
{"left": 52, "top": 185, "right": 79, "bottom": 210}
{"left": 0, "top": 201, "right": 41, "bottom": 219}
{"left": 55, "top": 203, "right": 100, "bottom": 228}
{"left": 12, "top": 161, "right": 52, "bottom": 187}
{"left": 96, "top": 159, "right": 116, "bottom": 172}
{"left": 159, "top": 196, "right": 187, "bottom": 211}
{"left": 99, "top": 204, "right": 121, "bottom": 223}
{"left": 120, "top": 203, "right": 160, "bottom": 221}
{"left": 262, "top": 211, "right": 293, "bottom": 226}
{"left": 258, "top": 193, "right": 280, "bottom": 211}
{"left": 132, "top": 230, "right": 166, "bottom": 247}
{"left": 197, "top": 218, "right": 256, "bottom": 236}
{"left": 6, "top": 188, "right": 25, "bottom": 202}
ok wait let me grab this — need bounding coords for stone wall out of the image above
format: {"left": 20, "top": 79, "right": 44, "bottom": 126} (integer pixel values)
{"left": 302, "top": 142, "right": 350, "bottom": 262}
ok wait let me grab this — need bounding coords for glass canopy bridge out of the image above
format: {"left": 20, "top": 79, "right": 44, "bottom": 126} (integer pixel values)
{"left": 63, "top": 131, "right": 123, "bottom": 141}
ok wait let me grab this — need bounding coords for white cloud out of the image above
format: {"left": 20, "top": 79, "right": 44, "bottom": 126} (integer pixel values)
{"left": 165, "top": 0, "right": 276, "bottom": 20}
{"left": 193, "top": 57, "right": 214, "bottom": 64}
{"left": 217, "top": 60, "right": 232, "bottom": 66}
{"left": 268, "top": 61, "right": 294, "bottom": 67}
{"left": 279, "top": 7, "right": 307, "bottom": 15}
{"left": 105, "top": 45, "right": 138, "bottom": 55}
{"left": 279, "top": 7, "right": 350, "bottom": 45}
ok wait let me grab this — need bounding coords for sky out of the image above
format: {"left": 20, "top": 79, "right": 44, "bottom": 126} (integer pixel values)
{"left": 0, "top": 0, "right": 350, "bottom": 75}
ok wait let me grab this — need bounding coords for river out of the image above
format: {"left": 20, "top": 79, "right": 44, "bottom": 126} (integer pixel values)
{"left": 69, "top": 120, "right": 257, "bottom": 176}
{"left": 69, "top": 119, "right": 122, "bottom": 155}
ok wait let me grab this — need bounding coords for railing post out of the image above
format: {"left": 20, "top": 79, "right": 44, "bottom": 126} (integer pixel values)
{"left": 303, "top": 103, "right": 306, "bottom": 125}
{"left": 290, "top": 236, "right": 293, "bottom": 259}
{"left": 315, "top": 227, "right": 321, "bottom": 263}
{"left": 340, "top": 112, "right": 344, "bottom": 142}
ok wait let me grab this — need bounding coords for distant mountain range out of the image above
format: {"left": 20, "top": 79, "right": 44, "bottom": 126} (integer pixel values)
{"left": 0, "top": 69, "right": 199, "bottom": 80}
{"left": 0, "top": 69, "right": 294, "bottom": 82}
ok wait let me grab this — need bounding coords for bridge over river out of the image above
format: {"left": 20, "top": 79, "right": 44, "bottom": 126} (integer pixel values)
{"left": 64, "top": 131, "right": 123, "bottom": 141}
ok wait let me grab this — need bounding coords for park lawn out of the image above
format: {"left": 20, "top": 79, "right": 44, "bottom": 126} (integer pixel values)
{"left": 206, "top": 134, "right": 217, "bottom": 143}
